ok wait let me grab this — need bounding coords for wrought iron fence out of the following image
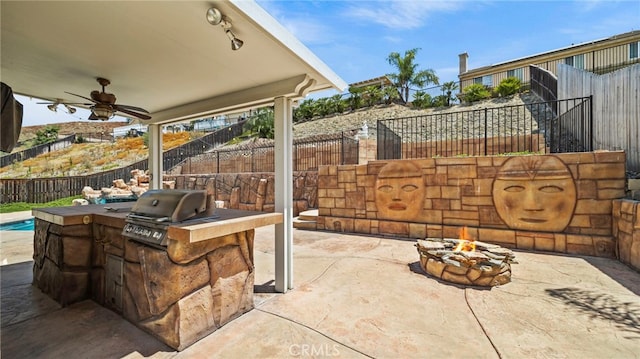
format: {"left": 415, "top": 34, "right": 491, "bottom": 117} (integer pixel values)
{"left": 377, "top": 97, "right": 592, "bottom": 160}
{"left": 163, "top": 119, "right": 248, "bottom": 171}
{"left": 178, "top": 132, "right": 359, "bottom": 174}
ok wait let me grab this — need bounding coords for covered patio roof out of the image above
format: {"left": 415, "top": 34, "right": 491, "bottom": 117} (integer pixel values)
{"left": 1, "top": 0, "right": 346, "bottom": 124}
{"left": 1, "top": 0, "right": 346, "bottom": 293}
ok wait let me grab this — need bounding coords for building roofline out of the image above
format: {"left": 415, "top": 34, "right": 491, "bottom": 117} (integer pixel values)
{"left": 349, "top": 75, "right": 394, "bottom": 88}
{"left": 464, "top": 30, "right": 640, "bottom": 75}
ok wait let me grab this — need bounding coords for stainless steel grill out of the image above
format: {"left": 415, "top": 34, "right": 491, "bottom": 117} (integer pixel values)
{"left": 122, "top": 189, "right": 209, "bottom": 249}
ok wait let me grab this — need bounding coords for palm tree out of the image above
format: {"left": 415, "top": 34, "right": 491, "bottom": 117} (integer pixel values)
{"left": 386, "top": 48, "right": 439, "bottom": 103}
{"left": 441, "top": 81, "right": 459, "bottom": 106}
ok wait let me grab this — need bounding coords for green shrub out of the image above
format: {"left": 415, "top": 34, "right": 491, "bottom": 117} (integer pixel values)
{"left": 462, "top": 84, "right": 491, "bottom": 103}
{"left": 431, "top": 95, "right": 448, "bottom": 108}
{"left": 243, "top": 108, "right": 274, "bottom": 139}
{"left": 362, "top": 86, "right": 383, "bottom": 107}
{"left": 33, "top": 125, "right": 60, "bottom": 146}
{"left": 348, "top": 86, "right": 364, "bottom": 110}
{"left": 411, "top": 91, "right": 432, "bottom": 109}
{"left": 496, "top": 77, "right": 521, "bottom": 97}
{"left": 293, "top": 99, "right": 315, "bottom": 122}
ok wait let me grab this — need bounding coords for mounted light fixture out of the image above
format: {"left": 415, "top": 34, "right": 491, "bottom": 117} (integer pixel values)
{"left": 206, "top": 7, "right": 244, "bottom": 51}
{"left": 92, "top": 104, "right": 114, "bottom": 121}
{"left": 226, "top": 29, "right": 244, "bottom": 51}
{"left": 45, "top": 100, "right": 77, "bottom": 114}
{"left": 64, "top": 104, "right": 76, "bottom": 114}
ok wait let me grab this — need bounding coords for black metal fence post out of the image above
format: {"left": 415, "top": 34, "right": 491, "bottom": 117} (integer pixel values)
{"left": 484, "top": 108, "right": 488, "bottom": 156}
{"left": 589, "top": 95, "right": 594, "bottom": 152}
{"left": 341, "top": 132, "right": 345, "bottom": 165}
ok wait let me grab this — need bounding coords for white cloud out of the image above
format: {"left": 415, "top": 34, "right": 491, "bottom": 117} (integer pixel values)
{"left": 256, "top": 0, "right": 337, "bottom": 45}
{"left": 279, "top": 18, "right": 337, "bottom": 45}
{"left": 345, "top": 0, "right": 463, "bottom": 29}
{"left": 382, "top": 35, "right": 403, "bottom": 43}
{"left": 435, "top": 66, "right": 461, "bottom": 82}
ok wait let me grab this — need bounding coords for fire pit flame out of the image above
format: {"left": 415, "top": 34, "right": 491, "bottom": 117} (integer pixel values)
{"left": 454, "top": 227, "right": 476, "bottom": 252}
{"left": 415, "top": 229, "right": 517, "bottom": 287}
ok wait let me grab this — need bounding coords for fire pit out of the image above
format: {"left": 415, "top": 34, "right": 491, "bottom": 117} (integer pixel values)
{"left": 415, "top": 234, "right": 516, "bottom": 287}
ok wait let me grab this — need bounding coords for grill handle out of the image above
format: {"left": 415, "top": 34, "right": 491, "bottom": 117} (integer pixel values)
{"left": 127, "top": 213, "right": 171, "bottom": 223}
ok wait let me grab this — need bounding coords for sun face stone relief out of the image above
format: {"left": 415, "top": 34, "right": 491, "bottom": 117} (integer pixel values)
{"left": 373, "top": 155, "right": 578, "bottom": 233}
{"left": 492, "top": 155, "right": 576, "bottom": 232}
{"left": 375, "top": 161, "right": 425, "bottom": 222}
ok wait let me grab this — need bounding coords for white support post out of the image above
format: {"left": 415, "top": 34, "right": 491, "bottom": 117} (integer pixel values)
{"left": 273, "top": 96, "right": 293, "bottom": 292}
{"left": 148, "top": 124, "right": 163, "bottom": 190}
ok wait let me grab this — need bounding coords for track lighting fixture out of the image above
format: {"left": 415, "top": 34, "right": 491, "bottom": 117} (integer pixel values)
{"left": 206, "top": 7, "right": 244, "bottom": 51}
{"left": 226, "top": 29, "right": 244, "bottom": 51}
{"left": 45, "top": 101, "right": 77, "bottom": 114}
{"left": 64, "top": 104, "right": 76, "bottom": 114}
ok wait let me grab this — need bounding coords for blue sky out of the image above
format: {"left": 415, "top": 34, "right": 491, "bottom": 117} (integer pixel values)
{"left": 17, "top": 0, "right": 640, "bottom": 126}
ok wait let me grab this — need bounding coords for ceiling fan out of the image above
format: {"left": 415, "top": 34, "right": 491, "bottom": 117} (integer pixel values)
{"left": 39, "top": 78, "right": 151, "bottom": 121}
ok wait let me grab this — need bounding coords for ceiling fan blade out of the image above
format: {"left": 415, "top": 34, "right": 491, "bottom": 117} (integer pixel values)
{"left": 36, "top": 101, "right": 92, "bottom": 105}
{"left": 114, "top": 106, "right": 152, "bottom": 120}
{"left": 114, "top": 104, "right": 150, "bottom": 113}
{"left": 65, "top": 91, "right": 98, "bottom": 104}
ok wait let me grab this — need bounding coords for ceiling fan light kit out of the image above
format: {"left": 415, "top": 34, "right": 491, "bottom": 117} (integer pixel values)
{"left": 206, "top": 7, "right": 243, "bottom": 51}
{"left": 42, "top": 99, "right": 77, "bottom": 114}
{"left": 92, "top": 103, "right": 115, "bottom": 121}
{"left": 37, "top": 77, "right": 151, "bottom": 121}
{"left": 64, "top": 104, "right": 76, "bottom": 114}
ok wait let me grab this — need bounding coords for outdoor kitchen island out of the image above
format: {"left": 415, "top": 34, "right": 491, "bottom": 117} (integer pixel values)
{"left": 31, "top": 200, "right": 283, "bottom": 350}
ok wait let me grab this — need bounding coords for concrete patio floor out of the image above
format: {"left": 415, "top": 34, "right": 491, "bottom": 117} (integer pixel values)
{"left": 1, "top": 211, "right": 639, "bottom": 358}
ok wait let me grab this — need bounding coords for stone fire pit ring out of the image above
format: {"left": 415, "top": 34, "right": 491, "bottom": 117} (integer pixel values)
{"left": 416, "top": 238, "right": 517, "bottom": 287}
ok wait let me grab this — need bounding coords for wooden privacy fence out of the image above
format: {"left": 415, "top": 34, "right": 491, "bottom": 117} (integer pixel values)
{"left": 0, "top": 134, "right": 76, "bottom": 168}
{"left": 557, "top": 63, "right": 640, "bottom": 171}
{"left": 0, "top": 161, "right": 148, "bottom": 203}
{"left": 0, "top": 120, "right": 249, "bottom": 203}
{"left": 530, "top": 65, "right": 557, "bottom": 105}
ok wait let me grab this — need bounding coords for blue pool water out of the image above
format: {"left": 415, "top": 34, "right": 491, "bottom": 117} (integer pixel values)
{"left": 0, "top": 218, "right": 35, "bottom": 231}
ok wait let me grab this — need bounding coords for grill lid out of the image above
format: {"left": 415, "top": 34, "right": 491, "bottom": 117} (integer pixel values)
{"left": 129, "top": 189, "right": 207, "bottom": 223}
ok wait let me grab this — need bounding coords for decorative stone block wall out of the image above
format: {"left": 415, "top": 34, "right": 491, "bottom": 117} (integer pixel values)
{"left": 32, "top": 220, "right": 93, "bottom": 306}
{"left": 613, "top": 199, "right": 640, "bottom": 271}
{"left": 317, "top": 151, "right": 627, "bottom": 258}
{"left": 164, "top": 172, "right": 317, "bottom": 216}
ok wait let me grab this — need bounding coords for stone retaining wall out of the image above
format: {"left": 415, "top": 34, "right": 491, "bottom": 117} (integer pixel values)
{"left": 317, "top": 151, "right": 627, "bottom": 259}
{"left": 164, "top": 172, "right": 317, "bottom": 217}
{"left": 613, "top": 199, "right": 640, "bottom": 271}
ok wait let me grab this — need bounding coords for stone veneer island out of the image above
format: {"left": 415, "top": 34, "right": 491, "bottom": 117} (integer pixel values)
{"left": 32, "top": 203, "right": 282, "bottom": 350}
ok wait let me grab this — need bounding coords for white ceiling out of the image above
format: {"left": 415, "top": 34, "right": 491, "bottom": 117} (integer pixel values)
{"left": 1, "top": 0, "right": 347, "bottom": 125}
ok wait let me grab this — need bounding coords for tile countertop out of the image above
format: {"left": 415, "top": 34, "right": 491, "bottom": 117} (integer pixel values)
{"left": 32, "top": 202, "right": 133, "bottom": 226}
{"left": 32, "top": 203, "right": 283, "bottom": 243}
{"left": 167, "top": 210, "right": 283, "bottom": 243}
